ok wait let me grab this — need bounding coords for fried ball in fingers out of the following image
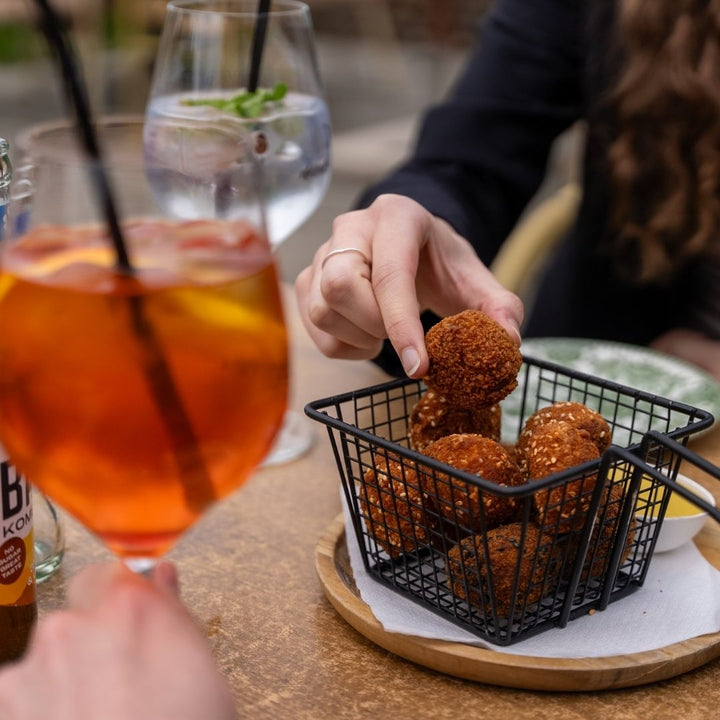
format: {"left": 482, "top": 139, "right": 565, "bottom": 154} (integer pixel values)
{"left": 358, "top": 453, "right": 436, "bottom": 557}
{"left": 446, "top": 522, "right": 558, "bottom": 617}
{"left": 424, "top": 310, "right": 522, "bottom": 408}
{"left": 517, "top": 401, "right": 611, "bottom": 474}
{"left": 524, "top": 420, "right": 601, "bottom": 533}
{"left": 408, "top": 389, "right": 501, "bottom": 451}
{"left": 421, "top": 434, "right": 524, "bottom": 534}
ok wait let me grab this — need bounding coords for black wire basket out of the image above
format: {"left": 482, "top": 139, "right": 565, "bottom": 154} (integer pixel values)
{"left": 306, "top": 355, "right": 720, "bottom": 646}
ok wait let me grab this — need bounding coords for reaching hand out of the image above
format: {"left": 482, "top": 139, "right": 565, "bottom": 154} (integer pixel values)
{"left": 296, "top": 194, "right": 523, "bottom": 378}
{"left": 0, "top": 562, "right": 236, "bottom": 720}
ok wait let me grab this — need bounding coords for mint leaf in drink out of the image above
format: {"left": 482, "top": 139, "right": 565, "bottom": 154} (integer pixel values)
{"left": 182, "top": 83, "right": 288, "bottom": 118}
{"left": 265, "top": 82, "right": 287, "bottom": 101}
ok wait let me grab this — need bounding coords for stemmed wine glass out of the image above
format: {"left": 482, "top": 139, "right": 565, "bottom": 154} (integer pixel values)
{"left": 144, "top": 0, "right": 331, "bottom": 464}
{"left": 0, "top": 117, "right": 288, "bottom": 571}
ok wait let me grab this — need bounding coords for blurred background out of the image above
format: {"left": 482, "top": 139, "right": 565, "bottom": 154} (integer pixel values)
{"left": 0, "top": 0, "right": 577, "bottom": 281}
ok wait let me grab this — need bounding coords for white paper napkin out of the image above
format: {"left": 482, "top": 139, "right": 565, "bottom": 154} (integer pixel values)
{"left": 342, "top": 499, "right": 720, "bottom": 658}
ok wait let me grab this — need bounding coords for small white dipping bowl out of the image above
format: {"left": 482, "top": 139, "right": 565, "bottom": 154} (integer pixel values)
{"left": 645, "top": 473, "right": 716, "bottom": 553}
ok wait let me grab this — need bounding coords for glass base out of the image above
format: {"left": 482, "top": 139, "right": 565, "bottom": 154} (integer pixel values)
{"left": 34, "top": 492, "right": 65, "bottom": 584}
{"left": 35, "top": 540, "right": 64, "bottom": 584}
{"left": 124, "top": 557, "right": 157, "bottom": 576}
{"left": 262, "top": 409, "right": 315, "bottom": 466}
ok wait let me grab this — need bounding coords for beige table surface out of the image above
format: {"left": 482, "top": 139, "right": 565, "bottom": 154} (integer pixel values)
{"left": 38, "top": 286, "right": 720, "bottom": 720}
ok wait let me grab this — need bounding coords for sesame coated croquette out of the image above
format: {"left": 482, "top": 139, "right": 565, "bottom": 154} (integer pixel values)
{"left": 424, "top": 310, "right": 522, "bottom": 408}
{"left": 358, "top": 453, "right": 436, "bottom": 558}
{"left": 516, "top": 401, "right": 611, "bottom": 474}
{"left": 570, "top": 482, "right": 636, "bottom": 583}
{"left": 446, "top": 522, "right": 557, "bottom": 617}
{"left": 421, "top": 434, "right": 524, "bottom": 534}
{"left": 408, "top": 389, "right": 501, "bottom": 451}
{"left": 522, "top": 420, "right": 601, "bottom": 533}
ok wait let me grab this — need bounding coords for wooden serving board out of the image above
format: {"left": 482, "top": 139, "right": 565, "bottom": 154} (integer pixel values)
{"left": 315, "top": 513, "right": 720, "bottom": 691}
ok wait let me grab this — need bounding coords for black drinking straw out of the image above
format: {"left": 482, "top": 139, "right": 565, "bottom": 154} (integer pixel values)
{"left": 248, "top": 0, "right": 271, "bottom": 92}
{"left": 215, "top": 0, "right": 270, "bottom": 213}
{"left": 32, "top": 0, "right": 216, "bottom": 513}
{"left": 33, "top": 0, "right": 131, "bottom": 273}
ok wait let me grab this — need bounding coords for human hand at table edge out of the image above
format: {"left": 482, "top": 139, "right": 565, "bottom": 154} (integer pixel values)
{"left": 0, "top": 561, "right": 237, "bottom": 720}
{"left": 649, "top": 328, "right": 720, "bottom": 381}
{"left": 295, "top": 194, "right": 524, "bottom": 378}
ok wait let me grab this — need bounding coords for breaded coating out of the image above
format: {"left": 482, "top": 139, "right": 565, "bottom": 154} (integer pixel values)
{"left": 524, "top": 420, "right": 601, "bottom": 533}
{"left": 421, "top": 434, "right": 524, "bottom": 534}
{"left": 424, "top": 310, "right": 522, "bottom": 408}
{"left": 517, "top": 401, "right": 611, "bottom": 473}
{"left": 500, "top": 442, "right": 521, "bottom": 470}
{"left": 568, "top": 482, "right": 636, "bottom": 583}
{"left": 358, "top": 453, "right": 436, "bottom": 557}
{"left": 408, "top": 389, "right": 501, "bottom": 451}
{"left": 446, "top": 522, "right": 558, "bottom": 617}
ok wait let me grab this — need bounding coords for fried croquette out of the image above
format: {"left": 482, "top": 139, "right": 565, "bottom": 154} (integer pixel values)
{"left": 358, "top": 454, "right": 436, "bottom": 557}
{"left": 569, "top": 483, "right": 636, "bottom": 583}
{"left": 421, "top": 434, "right": 524, "bottom": 534}
{"left": 517, "top": 402, "right": 611, "bottom": 473}
{"left": 446, "top": 522, "right": 557, "bottom": 617}
{"left": 524, "top": 420, "right": 601, "bottom": 533}
{"left": 424, "top": 310, "right": 522, "bottom": 408}
{"left": 500, "top": 442, "right": 521, "bottom": 470}
{"left": 408, "top": 389, "right": 501, "bottom": 451}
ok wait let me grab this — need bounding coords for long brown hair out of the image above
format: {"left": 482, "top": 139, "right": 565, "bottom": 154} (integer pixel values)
{"left": 607, "top": 0, "right": 720, "bottom": 282}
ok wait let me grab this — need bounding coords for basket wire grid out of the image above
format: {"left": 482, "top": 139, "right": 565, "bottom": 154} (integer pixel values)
{"left": 306, "top": 356, "right": 720, "bottom": 645}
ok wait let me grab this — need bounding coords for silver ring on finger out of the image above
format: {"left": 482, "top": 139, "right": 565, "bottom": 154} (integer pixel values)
{"left": 321, "top": 247, "right": 371, "bottom": 271}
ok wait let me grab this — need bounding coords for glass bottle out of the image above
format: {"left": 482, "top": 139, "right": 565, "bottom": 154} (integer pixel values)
{"left": 0, "top": 139, "right": 36, "bottom": 663}
{"left": 0, "top": 139, "right": 60, "bottom": 587}
{"left": 0, "top": 137, "right": 11, "bottom": 241}
{"left": 0, "top": 456, "right": 37, "bottom": 664}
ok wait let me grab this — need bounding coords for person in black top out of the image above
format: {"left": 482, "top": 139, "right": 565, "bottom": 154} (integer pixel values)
{"left": 295, "top": 0, "right": 720, "bottom": 381}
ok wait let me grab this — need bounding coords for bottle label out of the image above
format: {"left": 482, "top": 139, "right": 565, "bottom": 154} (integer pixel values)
{"left": 0, "top": 138, "right": 11, "bottom": 243}
{"left": 0, "top": 462, "right": 34, "bottom": 605}
{"left": 0, "top": 205, "right": 6, "bottom": 242}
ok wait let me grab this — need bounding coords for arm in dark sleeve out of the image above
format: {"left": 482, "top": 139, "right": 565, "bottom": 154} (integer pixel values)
{"left": 357, "top": 0, "right": 585, "bottom": 264}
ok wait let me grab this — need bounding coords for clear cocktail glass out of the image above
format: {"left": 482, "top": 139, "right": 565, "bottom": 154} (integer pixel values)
{"left": 146, "top": 0, "right": 331, "bottom": 465}
{"left": 0, "top": 117, "right": 288, "bottom": 571}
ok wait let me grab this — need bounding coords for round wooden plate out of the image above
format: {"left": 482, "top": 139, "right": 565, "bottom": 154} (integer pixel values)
{"left": 315, "top": 513, "right": 720, "bottom": 691}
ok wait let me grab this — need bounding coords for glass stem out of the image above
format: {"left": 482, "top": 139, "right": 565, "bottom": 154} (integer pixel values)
{"left": 123, "top": 557, "right": 157, "bottom": 576}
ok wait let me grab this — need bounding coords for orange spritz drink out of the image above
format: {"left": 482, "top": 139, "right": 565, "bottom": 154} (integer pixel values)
{"left": 0, "top": 218, "right": 288, "bottom": 559}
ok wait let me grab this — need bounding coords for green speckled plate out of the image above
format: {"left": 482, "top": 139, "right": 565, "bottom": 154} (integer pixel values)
{"left": 517, "top": 337, "right": 720, "bottom": 435}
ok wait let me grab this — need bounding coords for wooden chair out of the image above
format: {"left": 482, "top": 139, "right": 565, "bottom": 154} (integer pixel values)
{"left": 490, "top": 182, "right": 582, "bottom": 305}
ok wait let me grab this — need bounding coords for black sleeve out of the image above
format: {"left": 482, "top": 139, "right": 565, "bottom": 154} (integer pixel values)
{"left": 356, "top": 0, "right": 585, "bottom": 265}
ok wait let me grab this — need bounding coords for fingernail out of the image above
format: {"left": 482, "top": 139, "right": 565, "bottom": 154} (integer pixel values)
{"left": 401, "top": 347, "right": 421, "bottom": 377}
{"left": 508, "top": 325, "right": 522, "bottom": 347}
